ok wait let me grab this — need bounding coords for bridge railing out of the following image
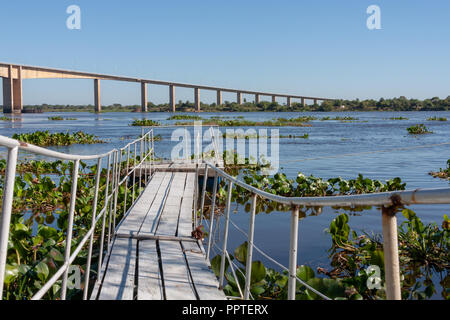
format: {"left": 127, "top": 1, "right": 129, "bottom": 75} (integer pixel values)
{"left": 198, "top": 161, "right": 450, "bottom": 300}
{"left": 0, "top": 130, "right": 154, "bottom": 300}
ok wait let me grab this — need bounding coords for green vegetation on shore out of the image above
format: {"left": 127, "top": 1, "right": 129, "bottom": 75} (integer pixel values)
{"left": 12, "top": 131, "right": 104, "bottom": 146}
{"left": 12, "top": 96, "right": 450, "bottom": 113}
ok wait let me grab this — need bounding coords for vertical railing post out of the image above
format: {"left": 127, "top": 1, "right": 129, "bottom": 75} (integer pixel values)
{"left": 132, "top": 143, "right": 137, "bottom": 204}
{"left": 244, "top": 193, "right": 257, "bottom": 300}
{"left": 61, "top": 159, "right": 80, "bottom": 300}
{"left": 0, "top": 146, "right": 18, "bottom": 300}
{"left": 150, "top": 129, "right": 154, "bottom": 177}
{"left": 82, "top": 157, "right": 102, "bottom": 300}
{"left": 200, "top": 164, "right": 208, "bottom": 225}
{"left": 144, "top": 133, "right": 148, "bottom": 185}
{"left": 382, "top": 208, "right": 402, "bottom": 300}
{"left": 288, "top": 205, "right": 299, "bottom": 300}
{"left": 107, "top": 151, "right": 117, "bottom": 251}
{"left": 219, "top": 180, "right": 233, "bottom": 288}
{"left": 138, "top": 139, "right": 142, "bottom": 192}
{"left": 206, "top": 170, "right": 218, "bottom": 260}
{"left": 123, "top": 145, "right": 130, "bottom": 215}
{"left": 112, "top": 150, "right": 121, "bottom": 235}
{"left": 194, "top": 164, "right": 199, "bottom": 228}
{"left": 97, "top": 153, "right": 111, "bottom": 281}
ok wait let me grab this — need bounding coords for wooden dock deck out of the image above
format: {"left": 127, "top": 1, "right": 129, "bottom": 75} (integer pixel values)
{"left": 90, "top": 171, "right": 225, "bottom": 300}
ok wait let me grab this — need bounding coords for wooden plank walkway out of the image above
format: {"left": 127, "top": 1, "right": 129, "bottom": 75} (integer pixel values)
{"left": 90, "top": 171, "right": 225, "bottom": 300}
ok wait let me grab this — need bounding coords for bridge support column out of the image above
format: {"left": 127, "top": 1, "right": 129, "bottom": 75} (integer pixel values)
{"left": 272, "top": 96, "right": 276, "bottom": 103}
{"left": 287, "top": 97, "right": 291, "bottom": 107}
{"left": 141, "top": 82, "right": 147, "bottom": 112}
{"left": 195, "top": 88, "right": 200, "bottom": 112}
{"left": 255, "top": 94, "right": 260, "bottom": 104}
{"left": 169, "top": 85, "right": 175, "bottom": 112}
{"left": 237, "top": 92, "right": 242, "bottom": 105}
{"left": 301, "top": 98, "right": 306, "bottom": 107}
{"left": 94, "top": 79, "right": 101, "bottom": 113}
{"left": 216, "top": 90, "right": 222, "bottom": 105}
{"left": 2, "top": 65, "right": 22, "bottom": 114}
{"left": 314, "top": 99, "right": 318, "bottom": 105}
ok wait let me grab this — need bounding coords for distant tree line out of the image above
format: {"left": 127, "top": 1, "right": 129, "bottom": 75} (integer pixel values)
{"left": 4, "top": 96, "right": 449, "bottom": 113}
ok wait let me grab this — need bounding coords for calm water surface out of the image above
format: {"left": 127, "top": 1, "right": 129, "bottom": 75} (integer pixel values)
{"left": 1, "top": 111, "right": 449, "bottom": 296}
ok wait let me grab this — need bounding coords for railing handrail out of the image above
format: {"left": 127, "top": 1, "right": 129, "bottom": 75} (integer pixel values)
{"left": 0, "top": 134, "right": 153, "bottom": 161}
{"left": 199, "top": 159, "right": 450, "bottom": 301}
{"left": 203, "top": 161, "right": 450, "bottom": 206}
{"left": 0, "top": 130, "right": 154, "bottom": 300}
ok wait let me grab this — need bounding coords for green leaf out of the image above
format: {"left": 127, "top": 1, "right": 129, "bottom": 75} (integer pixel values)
{"left": 250, "top": 261, "right": 266, "bottom": 284}
{"left": 36, "top": 261, "right": 49, "bottom": 282}
{"left": 296, "top": 265, "right": 315, "bottom": 282}
{"left": 4, "top": 264, "right": 19, "bottom": 285}
{"left": 38, "top": 225, "right": 59, "bottom": 240}
{"left": 370, "top": 250, "right": 385, "bottom": 270}
{"left": 211, "top": 254, "right": 229, "bottom": 277}
{"left": 234, "top": 242, "right": 248, "bottom": 265}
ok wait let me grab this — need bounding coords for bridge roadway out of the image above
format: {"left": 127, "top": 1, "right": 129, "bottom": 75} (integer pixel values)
{"left": 90, "top": 171, "right": 225, "bottom": 300}
{"left": 1, "top": 62, "right": 334, "bottom": 114}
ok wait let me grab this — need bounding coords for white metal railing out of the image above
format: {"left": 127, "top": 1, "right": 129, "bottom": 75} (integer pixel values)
{"left": 0, "top": 130, "right": 154, "bottom": 300}
{"left": 197, "top": 161, "right": 450, "bottom": 300}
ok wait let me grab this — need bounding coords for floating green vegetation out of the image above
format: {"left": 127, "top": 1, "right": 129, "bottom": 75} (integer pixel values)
{"left": 222, "top": 133, "right": 309, "bottom": 139}
{"left": 0, "top": 156, "right": 146, "bottom": 300}
{"left": 130, "top": 119, "right": 161, "bottom": 126}
{"left": 167, "top": 115, "right": 204, "bottom": 121}
{"left": 276, "top": 116, "right": 318, "bottom": 122}
{"left": 407, "top": 124, "right": 433, "bottom": 134}
{"left": 427, "top": 116, "right": 447, "bottom": 121}
{"left": 281, "top": 133, "right": 309, "bottom": 139}
{"left": 175, "top": 118, "right": 312, "bottom": 127}
{"left": 11, "top": 131, "right": 104, "bottom": 146}
{"left": 48, "top": 116, "right": 77, "bottom": 121}
{"left": 211, "top": 209, "right": 449, "bottom": 300}
{"left": 387, "top": 117, "right": 409, "bottom": 120}
{"left": 0, "top": 116, "right": 20, "bottom": 121}
{"left": 320, "top": 116, "right": 359, "bottom": 121}
{"left": 429, "top": 159, "right": 450, "bottom": 180}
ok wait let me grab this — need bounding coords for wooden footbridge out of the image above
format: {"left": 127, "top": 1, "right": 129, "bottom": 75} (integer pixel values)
{"left": 1, "top": 128, "right": 450, "bottom": 301}
{"left": 91, "top": 170, "right": 225, "bottom": 300}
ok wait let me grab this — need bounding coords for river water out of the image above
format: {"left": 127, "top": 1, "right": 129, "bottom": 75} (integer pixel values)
{"left": 1, "top": 111, "right": 449, "bottom": 298}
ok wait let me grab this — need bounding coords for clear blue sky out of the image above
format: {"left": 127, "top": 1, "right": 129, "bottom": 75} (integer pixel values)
{"left": 1, "top": 0, "right": 449, "bottom": 105}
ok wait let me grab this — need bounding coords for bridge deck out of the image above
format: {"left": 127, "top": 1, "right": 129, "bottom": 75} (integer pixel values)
{"left": 90, "top": 171, "right": 225, "bottom": 300}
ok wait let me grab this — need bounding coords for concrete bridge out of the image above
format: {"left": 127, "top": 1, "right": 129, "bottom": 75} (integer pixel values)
{"left": 1, "top": 62, "right": 334, "bottom": 114}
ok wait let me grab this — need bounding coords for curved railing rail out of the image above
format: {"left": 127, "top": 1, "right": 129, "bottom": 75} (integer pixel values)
{"left": 198, "top": 161, "right": 450, "bottom": 300}
{"left": 0, "top": 130, "right": 154, "bottom": 300}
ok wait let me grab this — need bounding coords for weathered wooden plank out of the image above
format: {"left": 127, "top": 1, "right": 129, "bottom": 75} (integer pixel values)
{"left": 177, "top": 173, "right": 195, "bottom": 237}
{"left": 97, "top": 238, "right": 137, "bottom": 300}
{"left": 116, "top": 172, "right": 166, "bottom": 234}
{"left": 137, "top": 240, "right": 163, "bottom": 300}
{"left": 138, "top": 172, "right": 174, "bottom": 234}
{"left": 155, "top": 173, "right": 187, "bottom": 236}
{"left": 159, "top": 241, "right": 197, "bottom": 300}
{"left": 182, "top": 241, "right": 226, "bottom": 300}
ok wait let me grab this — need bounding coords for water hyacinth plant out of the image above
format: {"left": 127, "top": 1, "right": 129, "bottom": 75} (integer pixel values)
{"left": 11, "top": 131, "right": 104, "bottom": 147}
{"left": 130, "top": 119, "right": 161, "bottom": 126}
{"left": 407, "top": 124, "right": 432, "bottom": 134}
